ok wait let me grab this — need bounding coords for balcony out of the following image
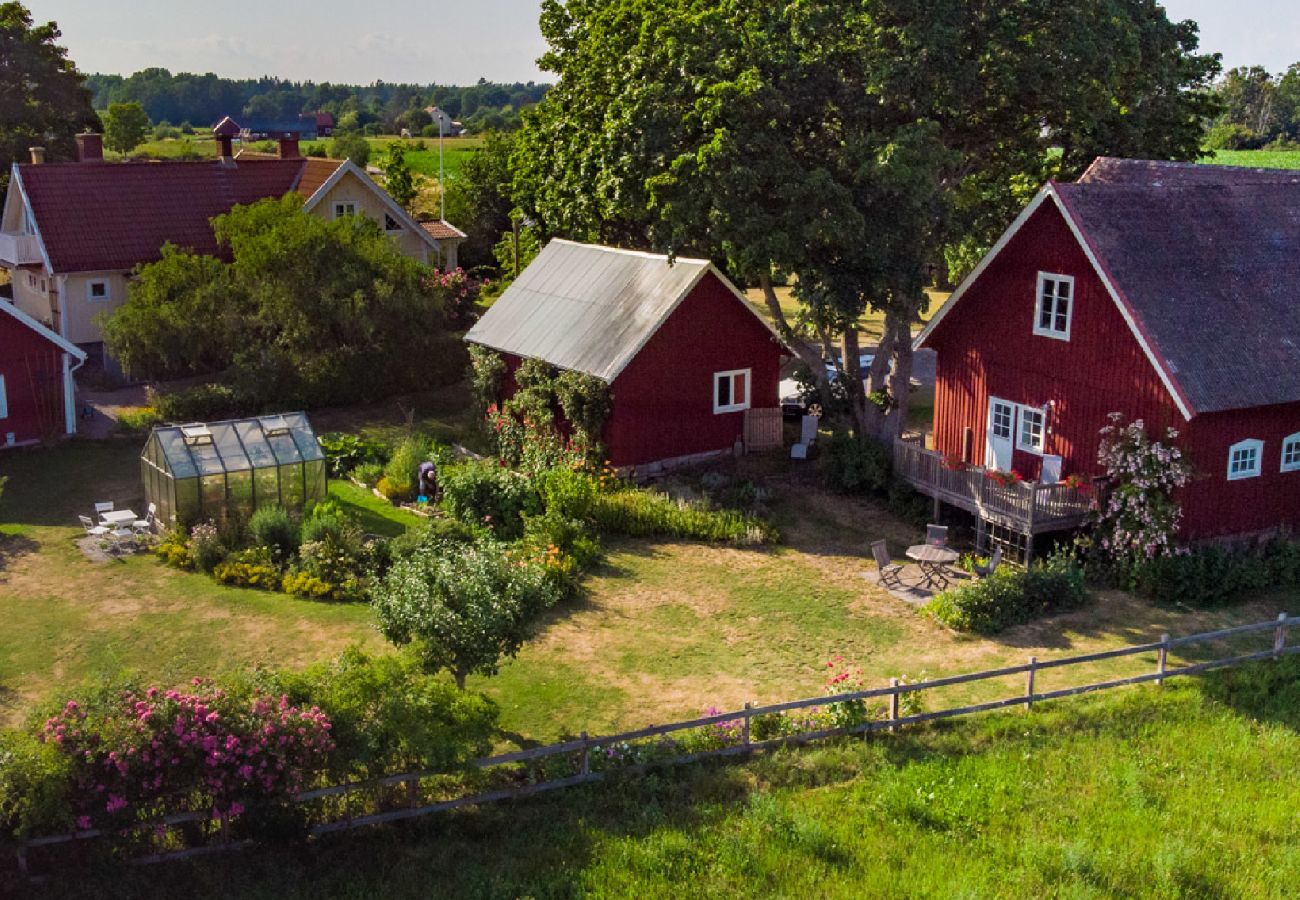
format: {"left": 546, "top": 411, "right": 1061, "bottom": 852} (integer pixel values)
{"left": 893, "top": 436, "right": 1094, "bottom": 537}
{"left": 0, "top": 232, "right": 42, "bottom": 267}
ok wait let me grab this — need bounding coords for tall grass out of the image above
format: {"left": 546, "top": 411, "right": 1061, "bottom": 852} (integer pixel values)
{"left": 589, "top": 489, "right": 776, "bottom": 545}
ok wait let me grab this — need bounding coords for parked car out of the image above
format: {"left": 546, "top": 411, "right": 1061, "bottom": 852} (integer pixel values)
{"left": 781, "top": 353, "right": 920, "bottom": 417}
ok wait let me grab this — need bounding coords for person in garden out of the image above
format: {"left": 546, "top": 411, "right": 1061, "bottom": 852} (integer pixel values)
{"left": 418, "top": 460, "right": 440, "bottom": 500}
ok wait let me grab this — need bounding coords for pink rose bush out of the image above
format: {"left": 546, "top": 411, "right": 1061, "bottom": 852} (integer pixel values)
{"left": 40, "top": 680, "right": 333, "bottom": 831}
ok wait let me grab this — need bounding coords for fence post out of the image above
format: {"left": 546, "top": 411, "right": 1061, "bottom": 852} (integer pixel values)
{"left": 407, "top": 775, "right": 420, "bottom": 809}
{"left": 1157, "top": 634, "right": 1169, "bottom": 687}
{"left": 1024, "top": 656, "right": 1036, "bottom": 711}
{"left": 1275, "top": 613, "right": 1289, "bottom": 659}
{"left": 742, "top": 702, "right": 752, "bottom": 748}
{"left": 579, "top": 731, "right": 590, "bottom": 777}
{"left": 889, "top": 678, "right": 900, "bottom": 732}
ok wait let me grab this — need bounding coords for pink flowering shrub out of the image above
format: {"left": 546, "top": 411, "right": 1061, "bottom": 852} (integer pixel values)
{"left": 1092, "top": 413, "right": 1194, "bottom": 579}
{"left": 39, "top": 679, "right": 333, "bottom": 832}
{"left": 426, "top": 267, "right": 484, "bottom": 330}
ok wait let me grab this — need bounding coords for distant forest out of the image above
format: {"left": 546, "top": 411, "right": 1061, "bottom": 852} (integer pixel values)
{"left": 85, "top": 70, "right": 550, "bottom": 134}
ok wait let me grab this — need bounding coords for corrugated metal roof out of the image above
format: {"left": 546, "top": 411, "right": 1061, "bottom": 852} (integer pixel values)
{"left": 465, "top": 240, "right": 731, "bottom": 381}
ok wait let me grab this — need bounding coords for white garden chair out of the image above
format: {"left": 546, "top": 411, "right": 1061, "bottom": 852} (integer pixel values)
{"left": 93, "top": 501, "right": 114, "bottom": 523}
{"left": 79, "top": 515, "right": 110, "bottom": 538}
{"left": 132, "top": 503, "right": 157, "bottom": 536}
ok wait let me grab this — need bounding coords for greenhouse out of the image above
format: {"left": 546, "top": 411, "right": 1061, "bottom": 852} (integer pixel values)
{"left": 141, "top": 413, "right": 327, "bottom": 526}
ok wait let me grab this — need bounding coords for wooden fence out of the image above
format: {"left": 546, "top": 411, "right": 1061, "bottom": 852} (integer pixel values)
{"left": 744, "top": 407, "right": 784, "bottom": 452}
{"left": 15, "top": 613, "right": 1295, "bottom": 877}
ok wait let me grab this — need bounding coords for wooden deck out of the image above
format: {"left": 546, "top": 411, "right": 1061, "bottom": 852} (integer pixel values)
{"left": 893, "top": 437, "right": 1094, "bottom": 538}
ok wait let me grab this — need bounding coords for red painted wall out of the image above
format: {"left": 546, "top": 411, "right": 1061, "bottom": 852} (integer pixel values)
{"left": 924, "top": 199, "right": 1300, "bottom": 539}
{"left": 0, "top": 309, "right": 68, "bottom": 446}
{"left": 605, "top": 272, "right": 783, "bottom": 467}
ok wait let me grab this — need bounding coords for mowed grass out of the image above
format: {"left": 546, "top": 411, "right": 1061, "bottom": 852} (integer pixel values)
{"left": 18, "top": 658, "right": 1299, "bottom": 899}
{"left": 0, "top": 437, "right": 1289, "bottom": 744}
{"left": 1201, "top": 148, "right": 1300, "bottom": 170}
{"left": 744, "top": 284, "right": 947, "bottom": 345}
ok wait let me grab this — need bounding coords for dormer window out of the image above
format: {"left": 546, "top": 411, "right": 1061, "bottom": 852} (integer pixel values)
{"left": 1034, "top": 272, "right": 1073, "bottom": 340}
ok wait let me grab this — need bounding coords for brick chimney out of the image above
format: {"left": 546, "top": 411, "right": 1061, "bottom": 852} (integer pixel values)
{"left": 277, "top": 134, "right": 301, "bottom": 159}
{"left": 28, "top": 146, "right": 45, "bottom": 165}
{"left": 75, "top": 133, "right": 104, "bottom": 163}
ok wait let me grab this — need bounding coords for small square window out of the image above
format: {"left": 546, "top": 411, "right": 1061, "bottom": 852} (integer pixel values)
{"left": 1280, "top": 434, "right": 1300, "bottom": 473}
{"left": 88, "top": 281, "right": 109, "bottom": 301}
{"left": 334, "top": 201, "right": 358, "bottom": 219}
{"left": 1017, "top": 407, "right": 1045, "bottom": 454}
{"left": 1034, "top": 272, "right": 1073, "bottom": 340}
{"left": 1227, "top": 439, "right": 1262, "bottom": 480}
{"left": 713, "top": 369, "right": 751, "bottom": 414}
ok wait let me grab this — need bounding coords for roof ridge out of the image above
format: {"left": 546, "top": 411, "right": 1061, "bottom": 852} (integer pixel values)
{"left": 548, "top": 238, "right": 712, "bottom": 267}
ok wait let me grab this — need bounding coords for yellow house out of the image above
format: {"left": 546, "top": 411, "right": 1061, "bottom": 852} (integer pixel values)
{"left": 0, "top": 129, "right": 465, "bottom": 361}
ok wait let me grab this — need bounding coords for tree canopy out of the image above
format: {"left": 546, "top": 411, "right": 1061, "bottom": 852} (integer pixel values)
{"left": 1206, "top": 64, "right": 1300, "bottom": 149}
{"left": 0, "top": 2, "right": 98, "bottom": 190}
{"left": 513, "top": 0, "right": 1219, "bottom": 439}
{"left": 103, "top": 195, "right": 460, "bottom": 408}
{"left": 102, "top": 101, "right": 151, "bottom": 156}
{"left": 381, "top": 142, "right": 418, "bottom": 209}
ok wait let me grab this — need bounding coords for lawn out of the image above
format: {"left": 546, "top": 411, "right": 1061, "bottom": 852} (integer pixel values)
{"left": 1201, "top": 148, "right": 1300, "bottom": 170}
{"left": 1, "top": 434, "right": 1288, "bottom": 746}
{"left": 744, "top": 285, "right": 947, "bottom": 345}
{"left": 14, "top": 657, "right": 1298, "bottom": 898}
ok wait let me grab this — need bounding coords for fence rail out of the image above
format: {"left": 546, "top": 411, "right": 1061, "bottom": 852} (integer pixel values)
{"left": 15, "top": 613, "right": 1294, "bottom": 877}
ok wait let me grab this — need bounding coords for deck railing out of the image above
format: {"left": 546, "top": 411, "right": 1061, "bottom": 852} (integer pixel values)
{"left": 0, "top": 232, "right": 41, "bottom": 267}
{"left": 893, "top": 437, "right": 1093, "bottom": 534}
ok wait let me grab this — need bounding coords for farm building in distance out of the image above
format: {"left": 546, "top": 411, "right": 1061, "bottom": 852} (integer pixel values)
{"left": 0, "top": 122, "right": 463, "bottom": 369}
{"left": 0, "top": 296, "right": 86, "bottom": 447}
{"left": 907, "top": 157, "right": 1300, "bottom": 552}
{"left": 465, "top": 240, "right": 788, "bottom": 470}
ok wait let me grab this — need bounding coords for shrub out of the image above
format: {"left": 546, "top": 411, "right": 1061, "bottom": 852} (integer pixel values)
{"left": 248, "top": 506, "right": 299, "bottom": 560}
{"left": 372, "top": 536, "right": 562, "bottom": 687}
{"left": 350, "top": 462, "right": 383, "bottom": 487}
{"left": 31, "top": 680, "right": 332, "bottom": 837}
{"left": 1133, "top": 539, "right": 1300, "bottom": 607}
{"left": 269, "top": 647, "right": 498, "bottom": 779}
{"left": 536, "top": 467, "right": 599, "bottom": 520}
{"left": 154, "top": 530, "right": 193, "bottom": 569}
{"left": 440, "top": 460, "right": 542, "bottom": 538}
{"left": 297, "top": 537, "right": 368, "bottom": 602}
{"left": 589, "top": 489, "right": 775, "bottom": 545}
{"left": 114, "top": 407, "right": 163, "bottom": 435}
{"left": 318, "top": 432, "right": 389, "bottom": 479}
{"left": 212, "top": 547, "right": 281, "bottom": 589}
{"left": 822, "top": 433, "right": 892, "bottom": 495}
{"left": 0, "top": 730, "right": 73, "bottom": 838}
{"left": 189, "top": 521, "right": 225, "bottom": 572}
{"left": 149, "top": 383, "right": 249, "bottom": 423}
{"left": 925, "top": 552, "right": 1087, "bottom": 634}
{"left": 381, "top": 435, "right": 433, "bottom": 502}
{"left": 281, "top": 570, "right": 341, "bottom": 601}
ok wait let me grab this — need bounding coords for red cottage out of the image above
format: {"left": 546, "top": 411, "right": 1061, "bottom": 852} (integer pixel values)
{"left": 0, "top": 299, "right": 87, "bottom": 447}
{"left": 465, "top": 240, "right": 787, "bottom": 470}
{"left": 904, "top": 158, "right": 1300, "bottom": 553}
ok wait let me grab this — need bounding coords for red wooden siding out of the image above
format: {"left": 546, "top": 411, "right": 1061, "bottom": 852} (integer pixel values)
{"left": 607, "top": 272, "right": 783, "bottom": 467}
{"left": 927, "top": 201, "right": 1180, "bottom": 483}
{"left": 0, "top": 309, "right": 69, "bottom": 446}
{"left": 925, "top": 198, "right": 1300, "bottom": 540}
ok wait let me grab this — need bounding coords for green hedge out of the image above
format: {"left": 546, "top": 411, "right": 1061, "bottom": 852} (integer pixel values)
{"left": 925, "top": 556, "right": 1088, "bottom": 634}
{"left": 1133, "top": 539, "right": 1300, "bottom": 607}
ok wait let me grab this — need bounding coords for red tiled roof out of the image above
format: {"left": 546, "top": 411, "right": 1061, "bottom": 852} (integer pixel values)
{"left": 297, "top": 158, "right": 344, "bottom": 197}
{"left": 17, "top": 157, "right": 342, "bottom": 273}
{"left": 420, "top": 220, "right": 466, "bottom": 241}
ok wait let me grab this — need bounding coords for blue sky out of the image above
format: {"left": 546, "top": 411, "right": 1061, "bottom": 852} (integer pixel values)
{"left": 30, "top": 0, "right": 1300, "bottom": 84}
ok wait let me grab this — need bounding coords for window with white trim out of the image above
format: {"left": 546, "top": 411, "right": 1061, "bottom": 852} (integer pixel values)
{"left": 0, "top": 374, "right": 7, "bottom": 419}
{"left": 333, "top": 201, "right": 358, "bottom": 219}
{"left": 1034, "top": 272, "right": 1073, "bottom": 340}
{"left": 990, "top": 401, "right": 1013, "bottom": 441}
{"left": 1281, "top": 433, "right": 1300, "bottom": 473}
{"left": 713, "top": 369, "right": 751, "bottom": 414}
{"left": 1227, "top": 439, "right": 1263, "bottom": 480}
{"left": 87, "top": 280, "right": 109, "bottom": 301}
{"left": 1017, "top": 406, "right": 1046, "bottom": 454}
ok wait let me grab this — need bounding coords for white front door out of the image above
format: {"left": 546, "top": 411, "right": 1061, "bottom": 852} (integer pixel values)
{"left": 986, "top": 397, "right": 1015, "bottom": 471}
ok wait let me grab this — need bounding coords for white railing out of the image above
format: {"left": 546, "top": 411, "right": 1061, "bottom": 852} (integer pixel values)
{"left": 0, "top": 232, "right": 41, "bottom": 266}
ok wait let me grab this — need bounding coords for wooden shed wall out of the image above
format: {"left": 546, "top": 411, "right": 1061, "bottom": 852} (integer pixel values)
{"left": 0, "top": 310, "right": 69, "bottom": 446}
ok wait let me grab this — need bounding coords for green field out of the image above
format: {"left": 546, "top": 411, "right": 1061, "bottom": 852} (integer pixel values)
{"left": 1200, "top": 148, "right": 1300, "bottom": 170}
{"left": 14, "top": 657, "right": 1298, "bottom": 898}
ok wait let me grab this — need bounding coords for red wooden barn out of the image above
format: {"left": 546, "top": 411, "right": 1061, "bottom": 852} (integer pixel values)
{"left": 0, "top": 299, "right": 87, "bottom": 447}
{"left": 912, "top": 158, "right": 1300, "bottom": 543}
{"left": 465, "top": 240, "right": 787, "bottom": 469}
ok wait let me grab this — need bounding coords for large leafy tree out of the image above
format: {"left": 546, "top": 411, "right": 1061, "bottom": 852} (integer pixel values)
{"left": 0, "top": 2, "right": 99, "bottom": 191}
{"left": 443, "top": 129, "right": 517, "bottom": 270}
{"left": 104, "top": 195, "right": 455, "bottom": 406}
{"left": 102, "top": 101, "right": 150, "bottom": 156}
{"left": 515, "top": 0, "right": 1218, "bottom": 440}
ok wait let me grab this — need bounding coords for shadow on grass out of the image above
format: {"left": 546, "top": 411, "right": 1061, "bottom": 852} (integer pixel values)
{"left": 0, "top": 532, "right": 39, "bottom": 577}
{"left": 1197, "top": 653, "right": 1300, "bottom": 731}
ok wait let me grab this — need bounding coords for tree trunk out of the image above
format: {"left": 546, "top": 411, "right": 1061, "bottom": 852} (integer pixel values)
{"left": 454, "top": 668, "right": 467, "bottom": 690}
{"left": 758, "top": 273, "right": 837, "bottom": 413}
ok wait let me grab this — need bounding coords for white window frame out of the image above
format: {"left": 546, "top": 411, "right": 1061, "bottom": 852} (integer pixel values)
{"left": 990, "top": 400, "right": 1014, "bottom": 442}
{"left": 1016, "top": 405, "right": 1046, "bottom": 455}
{"left": 1033, "top": 272, "right": 1074, "bottom": 341}
{"left": 87, "top": 280, "right": 110, "bottom": 302}
{"left": 713, "top": 368, "right": 751, "bottom": 414}
{"left": 1227, "top": 439, "right": 1263, "bottom": 481}
{"left": 333, "top": 201, "right": 358, "bottom": 219}
{"left": 0, "top": 374, "right": 7, "bottom": 419}
{"left": 1281, "top": 433, "right": 1300, "bottom": 473}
